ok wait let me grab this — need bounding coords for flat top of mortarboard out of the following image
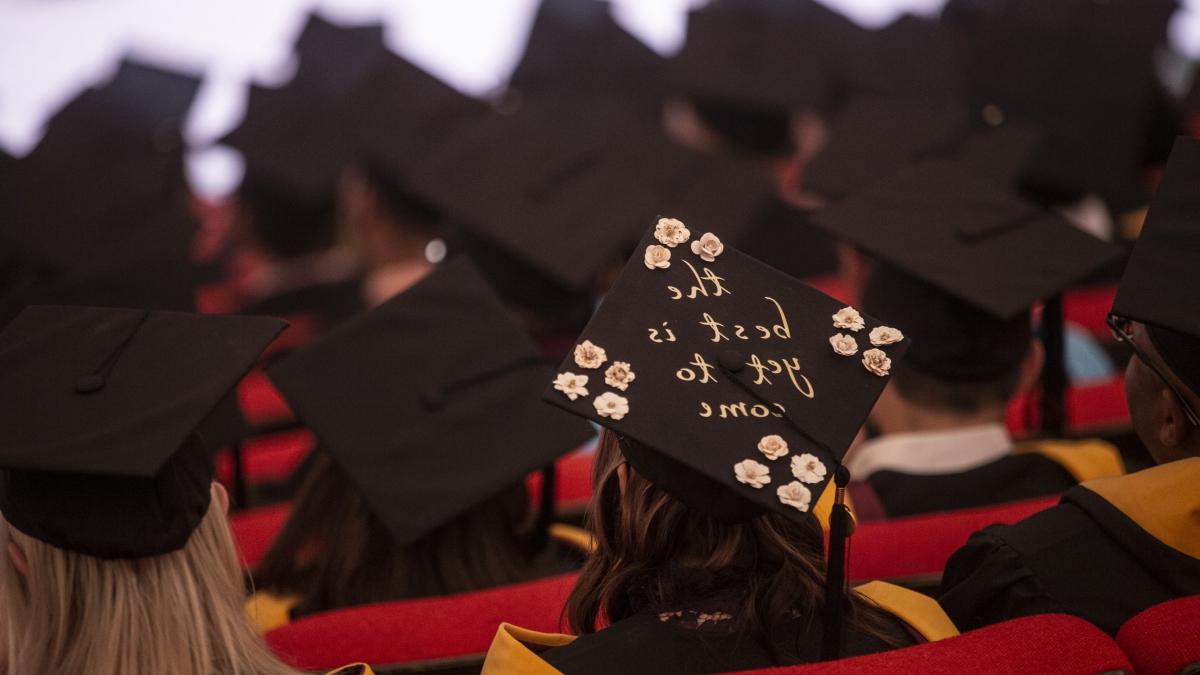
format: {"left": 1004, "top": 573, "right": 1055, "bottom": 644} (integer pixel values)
{"left": 669, "top": 0, "right": 869, "bottom": 113}
{"left": 844, "top": 14, "right": 968, "bottom": 103}
{"left": 546, "top": 217, "right": 908, "bottom": 522}
{"left": 266, "top": 258, "right": 593, "bottom": 545}
{"left": 408, "top": 101, "right": 774, "bottom": 291}
{"left": 1112, "top": 136, "right": 1200, "bottom": 339}
{"left": 292, "top": 13, "right": 388, "bottom": 96}
{"left": 0, "top": 305, "right": 285, "bottom": 476}
{"left": 811, "top": 160, "right": 1122, "bottom": 319}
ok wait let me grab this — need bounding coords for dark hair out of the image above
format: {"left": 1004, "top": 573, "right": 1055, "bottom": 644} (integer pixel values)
{"left": 565, "top": 431, "right": 902, "bottom": 660}
{"left": 891, "top": 356, "right": 1027, "bottom": 416}
{"left": 361, "top": 163, "right": 443, "bottom": 239}
{"left": 237, "top": 179, "right": 336, "bottom": 259}
{"left": 690, "top": 97, "right": 793, "bottom": 157}
{"left": 255, "top": 451, "right": 548, "bottom": 617}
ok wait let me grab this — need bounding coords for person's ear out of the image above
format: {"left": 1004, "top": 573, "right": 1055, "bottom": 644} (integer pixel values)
{"left": 212, "top": 481, "right": 230, "bottom": 514}
{"left": 7, "top": 541, "right": 29, "bottom": 579}
{"left": 1157, "top": 387, "right": 1189, "bottom": 449}
{"left": 1016, "top": 340, "right": 1046, "bottom": 395}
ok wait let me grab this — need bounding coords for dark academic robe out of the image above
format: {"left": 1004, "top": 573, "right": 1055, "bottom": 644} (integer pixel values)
{"left": 240, "top": 277, "right": 365, "bottom": 334}
{"left": 939, "top": 458, "right": 1200, "bottom": 636}
{"left": 851, "top": 440, "right": 1123, "bottom": 521}
{"left": 541, "top": 609, "right": 914, "bottom": 675}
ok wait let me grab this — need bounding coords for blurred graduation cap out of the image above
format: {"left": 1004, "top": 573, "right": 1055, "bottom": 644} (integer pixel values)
{"left": 0, "top": 305, "right": 284, "bottom": 558}
{"left": 960, "top": 7, "right": 1170, "bottom": 211}
{"left": 1112, "top": 137, "right": 1200, "bottom": 395}
{"left": 671, "top": 0, "right": 864, "bottom": 113}
{"left": 5, "top": 59, "right": 201, "bottom": 272}
{"left": 813, "top": 159, "right": 1120, "bottom": 419}
{"left": 944, "top": 0, "right": 1177, "bottom": 54}
{"left": 844, "top": 14, "right": 967, "bottom": 103}
{"left": 266, "top": 258, "right": 594, "bottom": 546}
{"left": 409, "top": 101, "right": 774, "bottom": 297}
{"left": 291, "top": 12, "right": 388, "bottom": 96}
{"left": 507, "top": 0, "right": 666, "bottom": 115}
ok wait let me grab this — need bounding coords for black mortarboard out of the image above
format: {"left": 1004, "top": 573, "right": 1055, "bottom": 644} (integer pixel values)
{"left": 266, "top": 258, "right": 593, "bottom": 545}
{"left": 409, "top": 102, "right": 774, "bottom": 294}
{"left": 507, "top": 0, "right": 665, "bottom": 114}
{"left": 546, "top": 218, "right": 907, "bottom": 522}
{"left": 670, "top": 0, "right": 865, "bottom": 115}
{"left": 813, "top": 161, "right": 1121, "bottom": 319}
{"left": 813, "top": 161, "right": 1120, "bottom": 379}
{"left": 0, "top": 305, "right": 284, "bottom": 558}
{"left": 6, "top": 59, "right": 201, "bottom": 272}
{"left": 1112, "top": 137, "right": 1200, "bottom": 393}
{"left": 844, "top": 14, "right": 967, "bottom": 103}
{"left": 292, "top": 13, "right": 388, "bottom": 96}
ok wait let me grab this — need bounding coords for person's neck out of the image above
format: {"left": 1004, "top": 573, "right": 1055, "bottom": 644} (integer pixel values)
{"left": 875, "top": 402, "right": 1007, "bottom": 436}
{"left": 363, "top": 255, "right": 433, "bottom": 306}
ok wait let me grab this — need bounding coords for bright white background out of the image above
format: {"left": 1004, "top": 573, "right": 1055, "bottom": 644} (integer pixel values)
{"left": 1, "top": 0, "right": 1197, "bottom": 196}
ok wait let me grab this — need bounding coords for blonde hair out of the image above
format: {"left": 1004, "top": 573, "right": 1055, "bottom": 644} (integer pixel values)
{"left": 0, "top": 484, "right": 300, "bottom": 675}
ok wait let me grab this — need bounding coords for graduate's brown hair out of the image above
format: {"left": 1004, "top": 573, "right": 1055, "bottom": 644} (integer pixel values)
{"left": 564, "top": 430, "right": 902, "bottom": 658}
{"left": 254, "top": 451, "right": 550, "bottom": 617}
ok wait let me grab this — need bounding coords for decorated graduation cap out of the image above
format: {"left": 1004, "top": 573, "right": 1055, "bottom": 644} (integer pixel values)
{"left": 265, "top": 258, "right": 594, "bottom": 546}
{"left": 545, "top": 218, "right": 907, "bottom": 523}
{"left": 409, "top": 101, "right": 773, "bottom": 294}
{"left": 0, "top": 305, "right": 284, "bottom": 558}
{"left": 507, "top": 0, "right": 665, "bottom": 114}
{"left": 813, "top": 160, "right": 1120, "bottom": 382}
{"left": 1112, "top": 137, "right": 1200, "bottom": 395}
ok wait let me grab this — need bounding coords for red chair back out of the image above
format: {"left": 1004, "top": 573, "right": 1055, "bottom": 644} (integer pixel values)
{"left": 735, "top": 613, "right": 1132, "bottom": 674}
{"left": 527, "top": 447, "right": 596, "bottom": 511}
{"left": 1064, "top": 284, "right": 1119, "bottom": 340}
{"left": 850, "top": 497, "right": 1057, "bottom": 583}
{"left": 265, "top": 573, "right": 578, "bottom": 671}
{"left": 229, "top": 503, "right": 292, "bottom": 569}
{"left": 1007, "top": 375, "right": 1130, "bottom": 436}
{"left": 1116, "top": 595, "right": 1200, "bottom": 675}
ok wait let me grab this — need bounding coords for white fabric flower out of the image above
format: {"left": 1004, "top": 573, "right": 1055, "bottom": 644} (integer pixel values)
{"left": 552, "top": 372, "right": 589, "bottom": 401}
{"left": 690, "top": 232, "right": 725, "bottom": 262}
{"left": 654, "top": 217, "right": 691, "bottom": 247}
{"left": 593, "top": 392, "right": 630, "bottom": 420}
{"left": 862, "top": 348, "right": 892, "bottom": 376}
{"left": 573, "top": 340, "right": 607, "bottom": 369}
{"left": 791, "top": 453, "right": 827, "bottom": 484}
{"left": 829, "top": 333, "right": 858, "bottom": 356}
{"left": 644, "top": 244, "right": 672, "bottom": 270}
{"left": 832, "top": 306, "right": 865, "bottom": 332}
{"left": 869, "top": 326, "right": 904, "bottom": 346}
{"left": 757, "top": 434, "right": 789, "bottom": 460}
{"left": 777, "top": 481, "right": 812, "bottom": 511}
{"left": 734, "top": 459, "right": 771, "bottom": 489}
{"left": 604, "top": 361, "right": 636, "bottom": 391}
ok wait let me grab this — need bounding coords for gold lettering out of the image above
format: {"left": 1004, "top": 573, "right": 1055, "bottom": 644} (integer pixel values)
{"left": 648, "top": 328, "right": 661, "bottom": 343}
{"left": 690, "top": 353, "right": 717, "bottom": 383}
{"left": 676, "top": 368, "right": 695, "bottom": 382}
{"left": 756, "top": 325, "right": 771, "bottom": 339}
{"left": 718, "top": 402, "right": 749, "bottom": 418}
{"left": 781, "top": 357, "right": 815, "bottom": 398}
{"left": 668, "top": 285, "right": 683, "bottom": 300}
{"left": 734, "top": 325, "right": 748, "bottom": 340}
{"left": 699, "top": 313, "right": 728, "bottom": 342}
{"left": 750, "top": 404, "right": 770, "bottom": 418}
{"left": 699, "top": 402, "right": 713, "bottom": 417}
{"left": 700, "top": 267, "right": 731, "bottom": 296}
{"left": 746, "top": 354, "right": 773, "bottom": 385}
{"left": 772, "top": 403, "right": 786, "bottom": 418}
{"left": 764, "top": 296, "right": 791, "bottom": 339}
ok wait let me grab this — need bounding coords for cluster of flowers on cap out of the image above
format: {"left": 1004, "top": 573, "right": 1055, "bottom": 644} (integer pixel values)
{"left": 829, "top": 308, "right": 903, "bottom": 376}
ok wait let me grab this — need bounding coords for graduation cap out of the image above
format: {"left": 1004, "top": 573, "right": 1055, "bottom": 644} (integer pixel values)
{"left": 0, "top": 305, "right": 284, "bottom": 558}
{"left": 1112, "top": 137, "right": 1200, "bottom": 394}
{"left": 812, "top": 160, "right": 1121, "bottom": 381}
{"left": 845, "top": 14, "right": 967, "bottom": 103}
{"left": 507, "top": 0, "right": 665, "bottom": 114}
{"left": 6, "top": 59, "right": 201, "bottom": 272}
{"left": 292, "top": 13, "right": 388, "bottom": 96}
{"left": 265, "top": 258, "right": 594, "bottom": 546}
{"left": 409, "top": 101, "right": 774, "bottom": 295}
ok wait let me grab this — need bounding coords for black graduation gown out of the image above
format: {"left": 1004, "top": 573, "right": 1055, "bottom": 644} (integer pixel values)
{"left": 938, "top": 459, "right": 1200, "bottom": 636}
{"left": 863, "top": 454, "right": 1076, "bottom": 518}
{"left": 541, "top": 608, "right": 914, "bottom": 675}
{"left": 240, "top": 277, "right": 365, "bottom": 332}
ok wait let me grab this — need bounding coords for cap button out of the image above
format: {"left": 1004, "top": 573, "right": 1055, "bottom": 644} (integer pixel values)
{"left": 981, "top": 103, "right": 1005, "bottom": 127}
{"left": 420, "top": 387, "right": 447, "bottom": 411}
{"left": 718, "top": 349, "right": 745, "bottom": 373}
{"left": 75, "top": 375, "right": 106, "bottom": 394}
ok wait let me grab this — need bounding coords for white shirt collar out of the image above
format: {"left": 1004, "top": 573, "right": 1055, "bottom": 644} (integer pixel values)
{"left": 845, "top": 423, "right": 1013, "bottom": 479}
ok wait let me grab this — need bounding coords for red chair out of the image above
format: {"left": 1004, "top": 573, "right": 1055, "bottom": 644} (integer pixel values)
{"left": 1007, "top": 375, "right": 1130, "bottom": 436}
{"left": 1064, "top": 284, "right": 1119, "bottom": 340}
{"left": 265, "top": 573, "right": 578, "bottom": 671}
{"left": 215, "top": 428, "right": 316, "bottom": 491}
{"left": 229, "top": 502, "right": 292, "bottom": 569}
{"left": 735, "top": 613, "right": 1132, "bottom": 674}
{"left": 1116, "top": 595, "right": 1200, "bottom": 675}
{"left": 527, "top": 447, "right": 596, "bottom": 512}
{"left": 849, "top": 497, "right": 1057, "bottom": 585}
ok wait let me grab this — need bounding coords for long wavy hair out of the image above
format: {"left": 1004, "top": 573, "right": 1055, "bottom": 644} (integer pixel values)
{"left": 565, "top": 430, "right": 900, "bottom": 657}
{"left": 255, "top": 451, "right": 551, "bottom": 617}
{"left": 0, "top": 484, "right": 299, "bottom": 675}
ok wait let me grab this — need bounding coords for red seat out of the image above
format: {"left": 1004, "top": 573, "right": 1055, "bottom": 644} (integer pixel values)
{"left": 237, "top": 370, "right": 295, "bottom": 429}
{"left": 229, "top": 503, "right": 292, "bottom": 569}
{"left": 215, "top": 428, "right": 316, "bottom": 490}
{"left": 528, "top": 447, "right": 596, "bottom": 511}
{"left": 1116, "top": 595, "right": 1200, "bottom": 675}
{"left": 849, "top": 497, "right": 1057, "bottom": 583}
{"left": 1007, "top": 375, "right": 1130, "bottom": 436}
{"left": 1064, "top": 284, "right": 1119, "bottom": 340}
{"left": 265, "top": 573, "right": 578, "bottom": 671}
{"left": 735, "top": 613, "right": 1132, "bottom": 674}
